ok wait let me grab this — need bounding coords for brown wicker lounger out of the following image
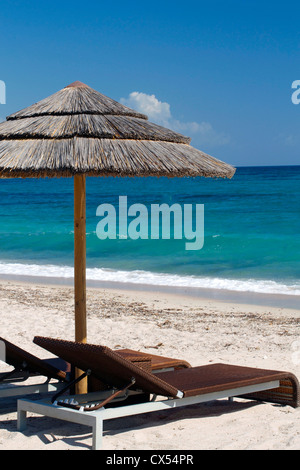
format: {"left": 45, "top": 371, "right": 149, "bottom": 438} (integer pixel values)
{"left": 0, "top": 336, "right": 69, "bottom": 383}
{"left": 33, "top": 336, "right": 300, "bottom": 408}
{"left": 0, "top": 336, "right": 70, "bottom": 400}
{"left": 88, "top": 348, "right": 191, "bottom": 392}
{"left": 16, "top": 336, "right": 300, "bottom": 450}
{"left": 0, "top": 337, "right": 189, "bottom": 399}
{"left": 115, "top": 348, "right": 191, "bottom": 371}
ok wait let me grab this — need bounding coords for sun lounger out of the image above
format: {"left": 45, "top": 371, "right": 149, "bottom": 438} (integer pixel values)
{"left": 0, "top": 337, "right": 190, "bottom": 400}
{"left": 115, "top": 348, "right": 191, "bottom": 372}
{"left": 17, "top": 336, "right": 300, "bottom": 450}
{"left": 87, "top": 348, "right": 190, "bottom": 394}
{"left": 0, "top": 337, "right": 70, "bottom": 400}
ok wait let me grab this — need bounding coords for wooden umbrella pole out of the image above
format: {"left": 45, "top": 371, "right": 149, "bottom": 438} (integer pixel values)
{"left": 74, "top": 174, "right": 88, "bottom": 394}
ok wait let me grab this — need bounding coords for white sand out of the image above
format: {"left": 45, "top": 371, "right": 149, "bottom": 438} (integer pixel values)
{"left": 0, "top": 279, "right": 299, "bottom": 450}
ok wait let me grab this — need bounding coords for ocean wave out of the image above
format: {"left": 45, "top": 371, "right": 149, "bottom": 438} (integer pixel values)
{"left": 0, "top": 261, "right": 299, "bottom": 296}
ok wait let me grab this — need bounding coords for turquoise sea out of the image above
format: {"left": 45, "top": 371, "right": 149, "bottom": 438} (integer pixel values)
{"left": 0, "top": 166, "right": 299, "bottom": 298}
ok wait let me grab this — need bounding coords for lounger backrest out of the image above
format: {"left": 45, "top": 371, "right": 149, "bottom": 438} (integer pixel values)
{"left": 33, "top": 336, "right": 181, "bottom": 398}
{"left": 0, "top": 337, "right": 67, "bottom": 381}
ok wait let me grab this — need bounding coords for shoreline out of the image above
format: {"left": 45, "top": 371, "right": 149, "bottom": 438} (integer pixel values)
{"left": 0, "top": 273, "right": 299, "bottom": 310}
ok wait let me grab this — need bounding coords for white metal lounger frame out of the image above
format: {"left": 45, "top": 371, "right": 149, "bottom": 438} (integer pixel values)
{"left": 17, "top": 379, "right": 279, "bottom": 450}
{"left": 0, "top": 378, "right": 66, "bottom": 400}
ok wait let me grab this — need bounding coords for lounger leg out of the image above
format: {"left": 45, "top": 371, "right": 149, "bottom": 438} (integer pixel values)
{"left": 92, "top": 416, "right": 103, "bottom": 450}
{"left": 17, "top": 409, "right": 27, "bottom": 432}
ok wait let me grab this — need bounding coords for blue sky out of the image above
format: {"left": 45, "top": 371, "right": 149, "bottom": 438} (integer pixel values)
{"left": 0, "top": 0, "right": 299, "bottom": 167}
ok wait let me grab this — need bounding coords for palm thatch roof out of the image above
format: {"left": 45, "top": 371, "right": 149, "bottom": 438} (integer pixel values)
{"left": 0, "top": 81, "right": 235, "bottom": 179}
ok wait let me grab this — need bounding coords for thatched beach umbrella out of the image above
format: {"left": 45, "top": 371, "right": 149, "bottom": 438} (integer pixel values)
{"left": 0, "top": 81, "right": 235, "bottom": 392}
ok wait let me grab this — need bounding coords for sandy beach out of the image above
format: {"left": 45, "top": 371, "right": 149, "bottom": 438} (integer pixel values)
{"left": 0, "top": 278, "right": 299, "bottom": 450}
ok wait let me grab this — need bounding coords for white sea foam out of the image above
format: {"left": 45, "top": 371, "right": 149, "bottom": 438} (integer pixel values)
{"left": 0, "top": 261, "right": 299, "bottom": 296}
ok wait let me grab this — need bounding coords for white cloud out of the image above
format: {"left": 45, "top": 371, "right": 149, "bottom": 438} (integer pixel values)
{"left": 121, "top": 91, "right": 171, "bottom": 126}
{"left": 284, "top": 134, "right": 300, "bottom": 146}
{"left": 120, "top": 91, "right": 230, "bottom": 147}
{"left": 170, "top": 119, "right": 230, "bottom": 146}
